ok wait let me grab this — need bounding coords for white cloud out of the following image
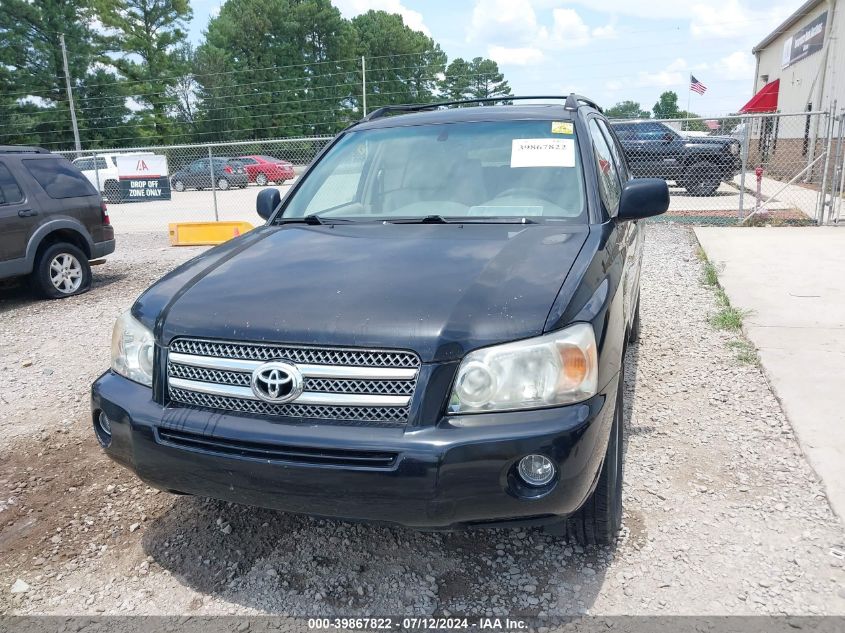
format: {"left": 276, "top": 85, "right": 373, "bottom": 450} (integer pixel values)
{"left": 717, "top": 50, "right": 755, "bottom": 80}
{"left": 488, "top": 45, "right": 545, "bottom": 66}
{"left": 468, "top": 0, "right": 545, "bottom": 47}
{"left": 690, "top": 0, "right": 750, "bottom": 39}
{"left": 469, "top": 1, "right": 615, "bottom": 55}
{"left": 640, "top": 58, "right": 688, "bottom": 88}
{"left": 551, "top": 9, "right": 590, "bottom": 48}
{"left": 333, "top": 0, "right": 430, "bottom": 35}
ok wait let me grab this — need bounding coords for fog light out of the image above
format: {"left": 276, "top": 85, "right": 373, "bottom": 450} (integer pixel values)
{"left": 98, "top": 411, "right": 112, "bottom": 436}
{"left": 518, "top": 454, "right": 555, "bottom": 486}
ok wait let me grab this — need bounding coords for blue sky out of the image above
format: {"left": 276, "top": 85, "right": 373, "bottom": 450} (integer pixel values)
{"left": 187, "top": 0, "right": 801, "bottom": 116}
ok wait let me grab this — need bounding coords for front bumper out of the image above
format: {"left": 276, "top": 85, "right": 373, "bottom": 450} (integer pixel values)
{"left": 91, "top": 371, "right": 617, "bottom": 529}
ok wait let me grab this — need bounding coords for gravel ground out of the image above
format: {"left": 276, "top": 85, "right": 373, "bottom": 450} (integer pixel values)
{"left": 1, "top": 224, "right": 844, "bottom": 616}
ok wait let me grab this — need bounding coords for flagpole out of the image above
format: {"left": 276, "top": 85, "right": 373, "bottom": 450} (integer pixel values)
{"left": 686, "top": 74, "right": 692, "bottom": 131}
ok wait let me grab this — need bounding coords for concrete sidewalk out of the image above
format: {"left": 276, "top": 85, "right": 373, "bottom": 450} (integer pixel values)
{"left": 694, "top": 227, "right": 845, "bottom": 517}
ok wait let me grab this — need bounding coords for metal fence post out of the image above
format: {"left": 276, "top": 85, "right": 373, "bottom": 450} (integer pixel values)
{"left": 738, "top": 129, "right": 748, "bottom": 221}
{"left": 818, "top": 108, "right": 835, "bottom": 223}
{"left": 94, "top": 153, "right": 101, "bottom": 196}
{"left": 209, "top": 145, "right": 219, "bottom": 222}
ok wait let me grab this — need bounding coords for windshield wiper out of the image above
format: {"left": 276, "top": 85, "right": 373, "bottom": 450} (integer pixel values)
{"left": 386, "top": 215, "right": 538, "bottom": 224}
{"left": 276, "top": 215, "right": 355, "bottom": 225}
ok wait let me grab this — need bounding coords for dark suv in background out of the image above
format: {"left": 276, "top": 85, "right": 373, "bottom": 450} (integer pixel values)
{"left": 612, "top": 120, "right": 741, "bottom": 196}
{"left": 0, "top": 146, "right": 115, "bottom": 299}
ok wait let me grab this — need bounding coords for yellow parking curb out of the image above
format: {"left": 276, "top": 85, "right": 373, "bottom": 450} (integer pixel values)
{"left": 168, "top": 221, "right": 254, "bottom": 246}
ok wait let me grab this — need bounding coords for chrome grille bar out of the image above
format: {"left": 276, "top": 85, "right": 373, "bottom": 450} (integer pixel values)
{"left": 168, "top": 377, "right": 411, "bottom": 407}
{"left": 168, "top": 352, "right": 417, "bottom": 380}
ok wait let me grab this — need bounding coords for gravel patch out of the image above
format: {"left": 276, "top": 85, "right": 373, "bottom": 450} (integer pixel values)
{"left": 1, "top": 223, "right": 844, "bottom": 616}
{"left": 0, "top": 233, "right": 205, "bottom": 442}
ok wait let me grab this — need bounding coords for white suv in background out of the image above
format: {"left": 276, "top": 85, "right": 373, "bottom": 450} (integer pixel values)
{"left": 72, "top": 152, "right": 153, "bottom": 202}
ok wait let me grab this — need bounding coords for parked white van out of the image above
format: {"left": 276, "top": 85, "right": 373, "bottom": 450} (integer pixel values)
{"left": 72, "top": 152, "right": 153, "bottom": 202}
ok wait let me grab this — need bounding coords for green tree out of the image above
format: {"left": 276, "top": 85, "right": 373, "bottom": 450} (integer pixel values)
{"left": 605, "top": 100, "right": 651, "bottom": 119}
{"left": 76, "top": 69, "right": 136, "bottom": 148}
{"left": 440, "top": 58, "right": 473, "bottom": 100}
{"left": 0, "top": 0, "right": 102, "bottom": 148}
{"left": 652, "top": 91, "right": 681, "bottom": 119}
{"left": 197, "top": 0, "right": 357, "bottom": 140}
{"left": 98, "top": 0, "right": 193, "bottom": 140}
{"left": 353, "top": 10, "right": 446, "bottom": 110}
{"left": 440, "top": 57, "right": 510, "bottom": 102}
{"left": 468, "top": 57, "right": 511, "bottom": 101}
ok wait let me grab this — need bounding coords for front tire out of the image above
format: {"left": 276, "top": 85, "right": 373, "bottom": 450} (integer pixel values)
{"left": 545, "top": 372, "right": 624, "bottom": 545}
{"left": 173, "top": 179, "right": 186, "bottom": 192}
{"left": 683, "top": 161, "right": 721, "bottom": 196}
{"left": 255, "top": 172, "right": 268, "bottom": 186}
{"left": 31, "top": 242, "right": 92, "bottom": 299}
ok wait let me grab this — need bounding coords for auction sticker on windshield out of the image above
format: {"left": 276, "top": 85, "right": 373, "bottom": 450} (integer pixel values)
{"left": 511, "top": 138, "right": 575, "bottom": 168}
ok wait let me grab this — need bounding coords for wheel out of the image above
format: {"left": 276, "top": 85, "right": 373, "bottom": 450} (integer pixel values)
{"left": 628, "top": 295, "right": 641, "bottom": 344}
{"left": 172, "top": 179, "right": 186, "bottom": 192}
{"left": 255, "top": 172, "right": 268, "bottom": 186}
{"left": 103, "top": 180, "right": 121, "bottom": 203}
{"left": 683, "top": 161, "right": 721, "bottom": 196}
{"left": 545, "top": 371, "right": 624, "bottom": 545}
{"left": 217, "top": 177, "right": 230, "bottom": 191}
{"left": 31, "top": 242, "right": 91, "bottom": 299}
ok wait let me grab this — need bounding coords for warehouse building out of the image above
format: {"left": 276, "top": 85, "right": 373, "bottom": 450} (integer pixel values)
{"left": 741, "top": 0, "right": 842, "bottom": 181}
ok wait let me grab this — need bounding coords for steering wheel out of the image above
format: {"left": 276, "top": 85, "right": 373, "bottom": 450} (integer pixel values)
{"left": 492, "top": 187, "right": 559, "bottom": 206}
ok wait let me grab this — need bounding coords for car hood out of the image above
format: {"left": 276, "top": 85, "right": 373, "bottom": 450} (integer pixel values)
{"left": 135, "top": 223, "right": 588, "bottom": 363}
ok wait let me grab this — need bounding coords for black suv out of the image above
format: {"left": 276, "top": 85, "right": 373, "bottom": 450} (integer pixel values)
{"left": 0, "top": 146, "right": 115, "bottom": 298}
{"left": 93, "top": 95, "right": 668, "bottom": 544}
{"left": 612, "top": 120, "right": 741, "bottom": 196}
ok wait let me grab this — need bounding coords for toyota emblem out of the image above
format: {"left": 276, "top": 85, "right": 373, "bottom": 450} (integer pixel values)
{"left": 250, "top": 361, "right": 303, "bottom": 404}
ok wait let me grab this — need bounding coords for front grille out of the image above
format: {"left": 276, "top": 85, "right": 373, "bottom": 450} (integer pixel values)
{"left": 157, "top": 427, "right": 398, "bottom": 468}
{"left": 166, "top": 338, "right": 420, "bottom": 426}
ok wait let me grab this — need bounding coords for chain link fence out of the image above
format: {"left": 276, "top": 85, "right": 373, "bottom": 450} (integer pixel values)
{"left": 54, "top": 110, "right": 844, "bottom": 233}
{"left": 612, "top": 110, "right": 843, "bottom": 226}
{"left": 55, "top": 137, "right": 333, "bottom": 233}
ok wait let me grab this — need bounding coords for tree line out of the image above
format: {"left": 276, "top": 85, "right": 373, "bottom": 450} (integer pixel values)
{"left": 0, "top": 0, "right": 512, "bottom": 150}
{"left": 605, "top": 92, "right": 716, "bottom": 132}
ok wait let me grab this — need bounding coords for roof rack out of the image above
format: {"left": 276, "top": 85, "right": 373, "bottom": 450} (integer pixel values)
{"left": 360, "top": 93, "right": 602, "bottom": 123}
{"left": 0, "top": 145, "right": 49, "bottom": 154}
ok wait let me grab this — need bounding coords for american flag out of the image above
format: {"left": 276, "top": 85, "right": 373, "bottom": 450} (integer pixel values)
{"left": 690, "top": 75, "right": 707, "bottom": 95}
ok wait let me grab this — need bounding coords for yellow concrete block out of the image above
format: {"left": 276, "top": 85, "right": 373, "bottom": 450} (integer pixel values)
{"left": 168, "top": 221, "right": 254, "bottom": 246}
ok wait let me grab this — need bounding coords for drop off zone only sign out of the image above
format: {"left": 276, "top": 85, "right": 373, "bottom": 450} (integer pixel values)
{"left": 116, "top": 155, "right": 171, "bottom": 202}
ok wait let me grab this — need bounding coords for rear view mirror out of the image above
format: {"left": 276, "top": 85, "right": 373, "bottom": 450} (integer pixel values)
{"left": 617, "top": 178, "right": 669, "bottom": 221}
{"left": 256, "top": 188, "right": 281, "bottom": 220}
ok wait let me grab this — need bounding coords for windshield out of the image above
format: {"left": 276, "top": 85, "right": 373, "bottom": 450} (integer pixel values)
{"left": 280, "top": 120, "right": 585, "bottom": 222}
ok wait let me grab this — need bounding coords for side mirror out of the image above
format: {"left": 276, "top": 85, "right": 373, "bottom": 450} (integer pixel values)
{"left": 662, "top": 132, "right": 674, "bottom": 143}
{"left": 256, "top": 187, "right": 281, "bottom": 220}
{"left": 617, "top": 178, "right": 669, "bottom": 221}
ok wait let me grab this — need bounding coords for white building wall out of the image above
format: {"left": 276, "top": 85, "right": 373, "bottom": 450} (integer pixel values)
{"left": 753, "top": 0, "right": 843, "bottom": 120}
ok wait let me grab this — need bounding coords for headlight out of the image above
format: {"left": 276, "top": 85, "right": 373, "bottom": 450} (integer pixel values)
{"left": 448, "top": 323, "right": 598, "bottom": 414}
{"left": 111, "top": 310, "right": 155, "bottom": 387}
{"left": 730, "top": 143, "right": 739, "bottom": 155}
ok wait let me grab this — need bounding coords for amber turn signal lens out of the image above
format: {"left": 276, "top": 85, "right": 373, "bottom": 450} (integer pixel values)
{"left": 558, "top": 344, "right": 589, "bottom": 388}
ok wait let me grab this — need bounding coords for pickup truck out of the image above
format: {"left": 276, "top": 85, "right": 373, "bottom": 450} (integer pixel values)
{"left": 612, "top": 121, "right": 741, "bottom": 196}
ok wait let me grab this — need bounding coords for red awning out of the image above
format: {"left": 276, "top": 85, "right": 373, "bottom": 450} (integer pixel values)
{"left": 739, "top": 79, "right": 780, "bottom": 113}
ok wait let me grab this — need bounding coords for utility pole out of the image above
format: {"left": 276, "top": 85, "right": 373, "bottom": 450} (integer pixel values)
{"left": 60, "top": 33, "right": 82, "bottom": 154}
{"left": 362, "top": 56, "right": 367, "bottom": 116}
